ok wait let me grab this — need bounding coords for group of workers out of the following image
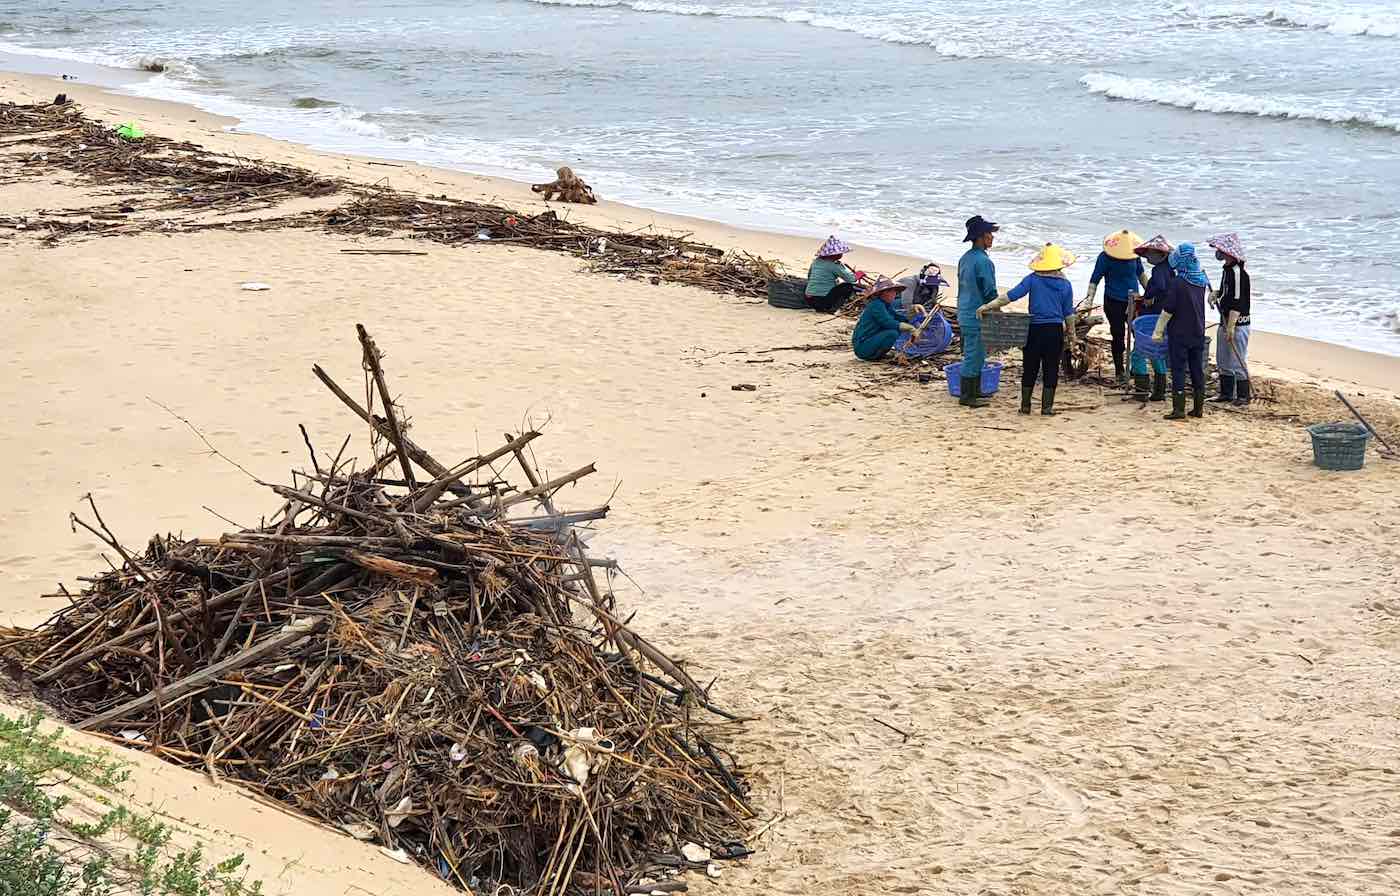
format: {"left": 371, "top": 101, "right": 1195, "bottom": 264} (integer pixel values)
{"left": 816, "top": 215, "right": 1251, "bottom": 422}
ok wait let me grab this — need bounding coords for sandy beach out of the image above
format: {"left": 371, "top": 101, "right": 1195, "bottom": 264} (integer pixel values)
{"left": 4, "top": 69, "right": 1400, "bottom": 896}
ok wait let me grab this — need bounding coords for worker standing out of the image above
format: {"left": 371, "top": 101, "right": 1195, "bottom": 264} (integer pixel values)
{"left": 1151, "top": 243, "right": 1211, "bottom": 421}
{"left": 1005, "top": 243, "right": 1078, "bottom": 417}
{"left": 956, "top": 215, "right": 1002, "bottom": 408}
{"left": 1087, "top": 229, "right": 1146, "bottom": 386}
{"left": 1207, "top": 233, "right": 1252, "bottom": 406}
{"left": 1131, "top": 235, "right": 1174, "bottom": 402}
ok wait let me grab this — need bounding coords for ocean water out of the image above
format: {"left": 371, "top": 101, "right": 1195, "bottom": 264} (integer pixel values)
{"left": 3, "top": 0, "right": 1399, "bottom": 354}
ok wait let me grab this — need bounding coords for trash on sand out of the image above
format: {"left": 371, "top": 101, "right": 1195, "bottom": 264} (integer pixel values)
{"left": 319, "top": 766, "right": 340, "bottom": 781}
{"left": 379, "top": 846, "right": 412, "bottom": 864}
{"left": 386, "top": 796, "right": 414, "bottom": 828}
{"left": 240, "top": 282, "right": 271, "bottom": 291}
{"left": 681, "top": 843, "right": 711, "bottom": 864}
{"left": 115, "top": 122, "right": 145, "bottom": 141}
{"left": 339, "top": 821, "right": 376, "bottom": 841}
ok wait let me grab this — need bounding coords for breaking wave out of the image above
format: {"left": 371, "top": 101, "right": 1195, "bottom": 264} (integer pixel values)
{"left": 1259, "top": 7, "right": 1400, "bottom": 38}
{"left": 519, "top": 0, "right": 992, "bottom": 58}
{"left": 1080, "top": 72, "right": 1400, "bottom": 134}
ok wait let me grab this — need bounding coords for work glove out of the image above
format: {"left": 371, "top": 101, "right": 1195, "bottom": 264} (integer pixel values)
{"left": 1225, "top": 310, "right": 1239, "bottom": 343}
{"left": 1151, "top": 311, "right": 1172, "bottom": 342}
{"left": 912, "top": 304, "right": 928, "bottom": 317}
{"left": 1085, "top": 283, "right": 1098, "bottom": 303}
{"left": 1208, "top": 289, "right": 1220, "bottom": 310}
{"left": 1138, "top": 271, "right": 1149, "bottom": 291}
{"left": 976, "top": 296, "right": 1011, "bottom": 319}
{"left": 899, "top": 322, "right": 916, "bottom": 333}
{"left": 853, "top": 270, "right": 867, "bottom": 281}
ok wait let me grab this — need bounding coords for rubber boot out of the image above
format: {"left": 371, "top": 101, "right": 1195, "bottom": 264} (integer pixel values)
{"left": 1019, "top": 386, "right": 1033, "bottom": 415}
{"left": 1041, "top": 387, "right": 1057, "bottom": 417}
{"left": 1189, "top": 388, "right": 1206, "bottom": 418}
{"left": 1150, "top": 371, "right": 1166, "bottom": 402}
{"left": 1164, "top": 392, "right": 1187, "bottom": 420}
{"left": 1211, "top": 373, "right": 1236, "bottom": 403}
{"left": 1233, "top": 379, "right": 1251, "bottom": 407}
{"left": 962, "top": 377, "right": 989, "bottom": 409}
{"left": 1112, "top": 351, "right": 1126, "bottom": 387}
{"left": 1131, "top": 373, "right": 1150, "bottom": 401}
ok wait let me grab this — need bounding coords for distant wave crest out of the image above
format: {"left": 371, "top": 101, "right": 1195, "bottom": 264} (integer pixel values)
{"left": 1079, "top": 72, "right": 1400, "bottom": 134}
{"left": 520, "top": 0, "right": 991, "bottom": 58}
{"left": 1259, "top": 7, "right": 1400, "bottom": 38}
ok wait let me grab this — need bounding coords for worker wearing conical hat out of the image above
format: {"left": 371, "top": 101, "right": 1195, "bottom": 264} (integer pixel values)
{"left": 851, "top": 278, "right": 921, "bottom": 361}
{"left": 1207, "top": 232, "right": 1252, "bottom": 406}
{"left": 804, "top": 236, "right": 864, "bottom": 313}
{"left": 1005, "top": 243, "right": 1078, "bottom": 417}
{"left": 1086, "top": 229, "right": 1146, "bottom": 386}
{"left": 1129, "top": 235, "right": 1173, "bottom": 403}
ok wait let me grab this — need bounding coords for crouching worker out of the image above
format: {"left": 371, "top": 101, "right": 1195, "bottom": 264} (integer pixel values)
{"left": 1006, "top": 243, "right": 1077, "bottom": 416}
{"left": 1151, "top": 243, "right": 1210, "bottom": 421}
{"left": 1131, "top": 235, "right": 1174, "bottom": 402}
{"left": 852, "top": 278, "right": 920, "bottom": 361}
{"left": 806, "top": 236, "right": 865, "bottom": 313}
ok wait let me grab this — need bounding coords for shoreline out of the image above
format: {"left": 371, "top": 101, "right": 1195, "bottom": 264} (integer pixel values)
{"left": 4, "top": 64, "right": 1400, "bottom": 395}
{"left": 5, "top": 51, "right": 1400, "bottom": 896}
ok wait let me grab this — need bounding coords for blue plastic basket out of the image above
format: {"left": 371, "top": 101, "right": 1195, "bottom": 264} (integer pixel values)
{"left": 1307, "top": 423, "right": 1371, "bottom": 471}
{"left": 1132, "top": 315, "right": 1169, "bottom": 360}
{"left": 944, "top": 361, "right": 1003, "bottom": 397}
{"left": 894, "top": 311, "right": 954, "bottom": 358}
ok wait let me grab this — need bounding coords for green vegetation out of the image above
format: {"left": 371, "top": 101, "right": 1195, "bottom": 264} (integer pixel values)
{"left": 0, "top": 711, "right": 264, "bottom": 896}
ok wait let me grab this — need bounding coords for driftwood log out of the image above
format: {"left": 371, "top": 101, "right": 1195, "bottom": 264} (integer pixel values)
{"left": 531, "top": 166, "right": 598, "bottom": 204}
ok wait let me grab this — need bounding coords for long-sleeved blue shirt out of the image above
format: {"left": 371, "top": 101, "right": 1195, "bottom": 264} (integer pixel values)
{"left": 1162, "top": 276, "right": 1207, "bottom": 348}
{"left": 1090, "top": 252, "right": 1144, "bottom": 302}
{"left": 851, "top": 298, "right": 908, "bottom": 360}
{"left": 805, "top": 258, "right": 859, "bottom": 297}
{"left": 1006, "top": 273, "right": 1075, "bottom": 325}
{"left": 1141, "top": 260, "right": 1173, "bottom": 312}
{"left": 957, "top": 247, "right": 997, "bottom": 318}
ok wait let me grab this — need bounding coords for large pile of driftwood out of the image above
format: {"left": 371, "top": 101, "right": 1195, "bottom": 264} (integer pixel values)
{"left": 0, "top": 326, "right": 752, "bottom": 894}
{"left": 0, "top": 100, "right": 781, "bottom": 299}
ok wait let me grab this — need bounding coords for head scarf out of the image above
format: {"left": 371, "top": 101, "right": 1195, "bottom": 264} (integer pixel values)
{"left": 816, "top": 235, "right": 850, "bottom": 258}
{"left": 1169, "top": 243, "right": 1209, "bottom": 288}
{"left": 1208, "top": 232, "right": 1246, "bottom": 265}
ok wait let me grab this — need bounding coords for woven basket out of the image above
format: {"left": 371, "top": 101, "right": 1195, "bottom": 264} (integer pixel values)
{"left": 979, "top": 311, "right": 1031, "bottom": 353}
{"left": 766, "top": 276, "right": 808, "bottom": 310}
{"left": 1307, "top": 423, "right": 1371, "bottom": 471}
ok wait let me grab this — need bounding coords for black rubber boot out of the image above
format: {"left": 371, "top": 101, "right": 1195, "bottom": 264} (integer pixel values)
{"left": 1041, "top": 387, "right": 1057, "bottom": 416}
{"left": 1212, "top": 374, "right": 1236, "bottom": 403}
{"left": 1131, "top": 373, "right": 1150, "bottom": 401}
{"left": 1189, "top": 388, "right": 1206, "bottom": 418}
{"left": 1019, "top": 386, "right": 1033, "bottom": 415}
{"left": 962, "top": 377, "right": 989, "bottom": 408}
{"left": 1165, "top": 392, "right": 1187, "bottom": 420}
{"left": 1150, "top": 372, "right": 1166, "bottom": 402}
{"left": 1233, "top": 379, "right": 1251, "bottom": 407}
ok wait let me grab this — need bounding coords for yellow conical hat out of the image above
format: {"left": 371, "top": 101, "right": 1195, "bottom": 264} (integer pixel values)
{"left": 1029, "top": 243, "right": 1077, "bottom": 272}
{"left": 1103, "top": 229, "right": 1143, "bottom": 260}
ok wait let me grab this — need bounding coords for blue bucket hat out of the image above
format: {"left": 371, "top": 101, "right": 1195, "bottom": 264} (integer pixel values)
{"left": 962, "top": 215, "right": 999, "bottom": 243}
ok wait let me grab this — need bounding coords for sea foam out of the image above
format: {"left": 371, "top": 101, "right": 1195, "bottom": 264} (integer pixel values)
{"left": 1080, "top": 72, "right": 1400, "bottom": 134}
